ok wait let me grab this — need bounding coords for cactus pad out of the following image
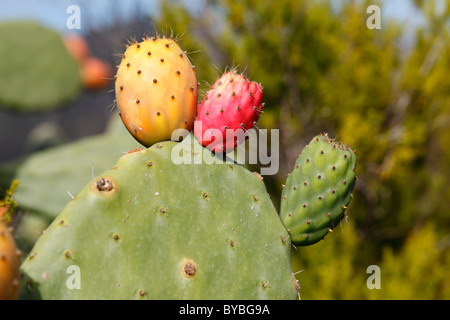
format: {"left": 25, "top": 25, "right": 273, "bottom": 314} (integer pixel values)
{"left": 0, "top": 21, "right": 81, "bottom": 111}
{"left": 20, "top": 138, "right": 298, "bottom": 299}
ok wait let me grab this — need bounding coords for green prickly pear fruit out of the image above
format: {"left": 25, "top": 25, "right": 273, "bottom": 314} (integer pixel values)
{"left": 20, "top": 137, "right": 299, "bottom": 300}
{"left": 280, "top": 133, "right": 357, "bottom": 246}
{"left": 115, "top": 36, "right": 198, "bottom": 147}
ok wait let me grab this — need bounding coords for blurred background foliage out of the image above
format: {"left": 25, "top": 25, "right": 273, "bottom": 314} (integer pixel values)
{"left": 0, "top": 0, "right": 449, "bottom": 299}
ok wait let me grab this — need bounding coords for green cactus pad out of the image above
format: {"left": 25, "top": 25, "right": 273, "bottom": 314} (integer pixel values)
{"left": 0, "top": 21, "right": 81, "bottom": 111}
{"left": 280, "top": 134, "right": 357, "bottom": 246}
{"left": 20, "top": 137, "right": 298, "bottom": 299}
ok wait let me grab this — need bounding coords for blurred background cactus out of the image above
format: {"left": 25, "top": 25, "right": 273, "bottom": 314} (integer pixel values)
{"left": 0, "top": 21, "right": 81, "bottom": 112}
{"left": 0, "top": 0, "right": 449, "bottom": 299}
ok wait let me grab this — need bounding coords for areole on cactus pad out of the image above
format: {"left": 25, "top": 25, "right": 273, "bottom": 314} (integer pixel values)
{"left": 194, "top": 71, "right": 264, "bottom": 154}
{"left": 115, "top": 36, "right": 198, "bottom": 147}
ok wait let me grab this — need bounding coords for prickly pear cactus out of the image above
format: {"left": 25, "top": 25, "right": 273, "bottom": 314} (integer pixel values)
{"left": 20, "top": 137, "right": 298, "bottom": 300}
{"left": 0, "top": 21, "right": 81, "bottom": 111}
{"left": 280, "top": 134, "right": 357, "bottom": 246}
{"left": 115, "top": 36, "right": 198, "bottom": 147}
{"left": 0, "top": 223, "right": 21, "bottom": 300}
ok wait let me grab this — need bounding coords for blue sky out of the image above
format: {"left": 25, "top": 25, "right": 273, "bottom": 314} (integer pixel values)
{"left": 0, "top": 0, "right": 160, "bottom": 33}
{"left": 0, "top": 0, "right": 428, "bottom": 43}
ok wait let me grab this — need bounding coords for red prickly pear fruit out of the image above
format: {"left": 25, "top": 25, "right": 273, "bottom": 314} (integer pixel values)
{"left": 80, "top": 57, "right": 113, "bottom": 90}
{"left": 194, "top": 71, "right": 263, "bottom": 153}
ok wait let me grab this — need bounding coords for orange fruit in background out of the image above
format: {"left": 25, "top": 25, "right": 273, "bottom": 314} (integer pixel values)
{"left": 80, "top": 57, "right": 113, "bottom": 90}
{"left": 63, "top": 33, "right": 113, "bottom": 90}
{"left": 63, "top": 33, "right": 91, "bottom": 64}
{"left": 0, "top": 223, "right": 21, "bottom": 300}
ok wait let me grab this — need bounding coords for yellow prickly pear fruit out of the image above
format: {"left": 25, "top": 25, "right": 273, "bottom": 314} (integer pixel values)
{"left": 115, "top": 36, "right": 198, "bottom": 147}
{"left": 0, "top": 224, "right": 21, "bottom": 300}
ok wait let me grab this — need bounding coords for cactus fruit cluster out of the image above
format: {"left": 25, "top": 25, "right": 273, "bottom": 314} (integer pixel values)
{"left": 115, "top": 36, "right": 198, "bottom": 147}
{"left": 17, "top": 33, "right": 357, "bottom": 300}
